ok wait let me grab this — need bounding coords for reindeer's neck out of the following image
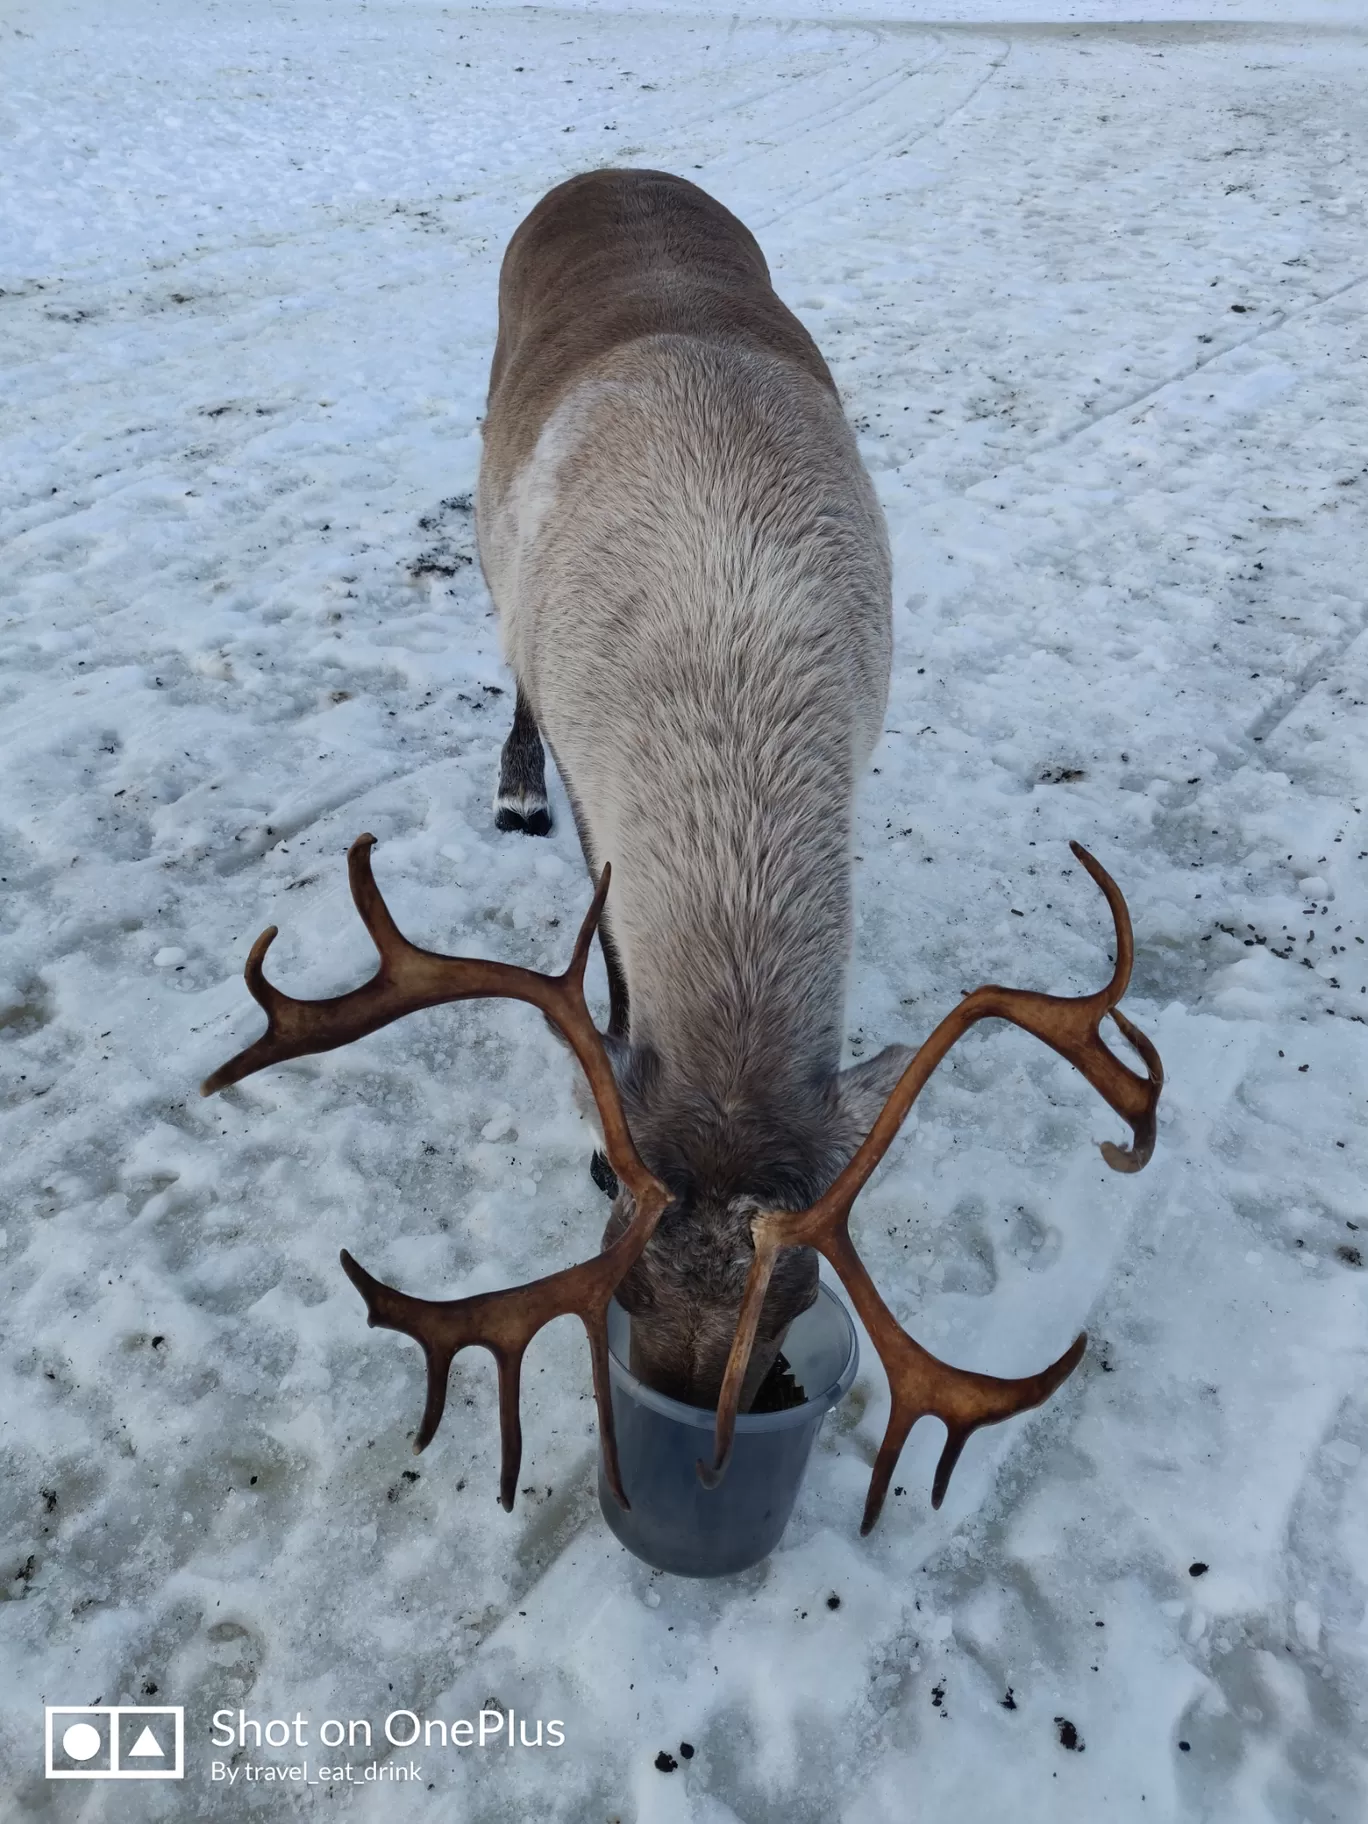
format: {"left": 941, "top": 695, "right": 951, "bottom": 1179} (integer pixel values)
{"left": 493, "top": 337, "right": 890, "bottom": 1177}
{"left": 622, "top": 805, "right": 853, "bottom": 1104}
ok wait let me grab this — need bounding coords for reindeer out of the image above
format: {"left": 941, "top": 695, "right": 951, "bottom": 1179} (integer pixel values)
{"left": 203, "top": 170, "right": 1161, "bottom": 1532}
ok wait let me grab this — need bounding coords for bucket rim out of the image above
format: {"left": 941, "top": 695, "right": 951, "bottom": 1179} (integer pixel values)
{"left": 605, "top": 1280, "right": 859, "bottom": 1434}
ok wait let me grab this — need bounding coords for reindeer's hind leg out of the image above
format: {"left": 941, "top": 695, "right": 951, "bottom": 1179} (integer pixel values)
{"left": 494, "top": 684, "right": 551, "bottom": 836}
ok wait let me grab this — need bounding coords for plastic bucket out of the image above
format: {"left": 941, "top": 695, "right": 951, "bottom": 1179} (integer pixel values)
{"left": 597, "top": 1281, "right": 859, "bottom": 1577}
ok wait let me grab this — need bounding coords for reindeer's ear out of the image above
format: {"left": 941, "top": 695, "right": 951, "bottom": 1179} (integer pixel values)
{"left": 833, "top": 1044, "right": 917, "bottom": 1149}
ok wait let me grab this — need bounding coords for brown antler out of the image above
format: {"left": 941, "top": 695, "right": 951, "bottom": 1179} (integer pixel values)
{"left": 202, "top": 835, "right": 672, "bottom": 1510}
{"left": 701, "top": 841, "right": 1162, "bottom": 1531}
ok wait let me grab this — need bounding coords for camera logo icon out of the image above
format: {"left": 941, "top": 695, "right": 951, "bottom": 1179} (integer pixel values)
{"left": 45, "top": 1706, "right": 185, "bottom": 1780}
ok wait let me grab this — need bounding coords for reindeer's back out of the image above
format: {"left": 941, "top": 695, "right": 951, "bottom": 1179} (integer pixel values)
{"left": 477, "top": 169, "right": 891, "bottom": 1099}
{"left": 481, "top": 168, "right": 836, "bottom": 499}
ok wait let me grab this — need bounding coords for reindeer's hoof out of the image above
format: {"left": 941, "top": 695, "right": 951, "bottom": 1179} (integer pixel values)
{"left": 589, "top": 1149, "right": 619, "bottom": 1199}
{"left": 494, "top": 794, "right": 552, "bottom": 837}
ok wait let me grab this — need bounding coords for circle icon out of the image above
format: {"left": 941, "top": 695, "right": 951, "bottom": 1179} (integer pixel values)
{"left": 62, "top": 1723, "right": 103, "bottom": 1762}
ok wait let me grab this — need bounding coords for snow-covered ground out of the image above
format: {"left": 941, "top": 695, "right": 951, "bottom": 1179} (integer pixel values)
{"left": 3, "top": 2, "right": 1367, "bottom": 1819}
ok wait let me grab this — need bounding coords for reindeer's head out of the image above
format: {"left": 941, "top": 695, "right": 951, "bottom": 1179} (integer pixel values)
{"left": 602, "top": 1180, "right": 819, "bottom": 1412}
{"left": 585, "top": 1042, "right": 835, "bottom": 1411}
{"left": 203, "top": 836, "right": 1160, "bottom": 1531}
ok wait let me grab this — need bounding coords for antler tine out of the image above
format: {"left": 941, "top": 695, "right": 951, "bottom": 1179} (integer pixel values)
{"left": 205, "top": 836, "right": 672, "bottom": 1508}
{"left": 339, "top": 1182, "right": 663, "bottom": 1510}
{"left": 340, "top": 1250, "right": 467, "bottom": 1455}
{"left": 823, "top": 1216, "right": 1088, "bottom": 1532}
{"left": 1067, "top": 839, "right": 1132, "bottom": 1001}
{"left": 860, "top": 1337, "right": 1088, "bottom": 1534}
{"left": 546, "top": 864, "right": 662, "bottom": 1211}
{"left": 798, "top": 840, "right": 1159, "bottom": 1211}
{"left": 340, "top": 1247, "right": 530, "bottom": 1505}
{"left": 701, "top": 842, "right": 1160, "bottom": 1522}
{"left": 696, "top": 1233, "right": 781, "bottom": 1490}
{"left": 204, "top": 836, "right": 620, "bottom": 1101}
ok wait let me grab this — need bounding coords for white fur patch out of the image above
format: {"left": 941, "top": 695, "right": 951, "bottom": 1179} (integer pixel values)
{"left": 493, "top": 786, "right": 550, "bottom": 818}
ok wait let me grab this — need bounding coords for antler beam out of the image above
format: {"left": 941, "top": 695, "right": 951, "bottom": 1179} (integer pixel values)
{"left": 202, "top": 836, "right": 673, "bottom": 1509}
{"left": 702, "top": 841, "right": 1162, "bottom": 1530}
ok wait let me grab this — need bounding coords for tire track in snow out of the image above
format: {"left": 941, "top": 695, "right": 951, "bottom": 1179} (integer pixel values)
{"left": 748, "top": 36, "right": 1008, "bottom": 232}
{"left": 731, "top": 31, "right": 947, "bottom": 162}
{"left": 0, "top": 16, "right": 894, "bottom": 307}
{"left": 1244, "top": 615, "right": 1368, "bottom": 764}
{"left": 944, "top": 262, "right": 1368, "bottom": 773}
{"left": 953, "top": 263, "right": 1368, "bottom": 494}
{"left": 0, "top": 17, "right": 963, "bottom": 563}
{"left": 678, "top": 18, "right": 929, "bottom": 156}
{"left": 0, "top": 18, "right": 932, "bottom": 437}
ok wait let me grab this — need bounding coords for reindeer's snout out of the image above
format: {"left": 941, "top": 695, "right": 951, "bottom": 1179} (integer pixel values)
{"left": 603, "top": 1186, "right": 819, "bottom": 1411}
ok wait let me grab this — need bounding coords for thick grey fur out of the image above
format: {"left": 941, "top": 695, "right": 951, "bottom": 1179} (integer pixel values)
{"left": 477, "top": 170, "right": 910, "bottom": 1406}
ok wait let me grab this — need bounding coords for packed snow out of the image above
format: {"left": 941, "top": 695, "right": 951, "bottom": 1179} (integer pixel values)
{"left": 2, "top": 1, "right": 1366, "bottom": 1819}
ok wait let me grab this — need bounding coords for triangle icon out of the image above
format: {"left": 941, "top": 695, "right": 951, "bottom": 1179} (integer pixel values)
{"left": 128, "top": 1725, "right": 165, "bottom": 1758}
